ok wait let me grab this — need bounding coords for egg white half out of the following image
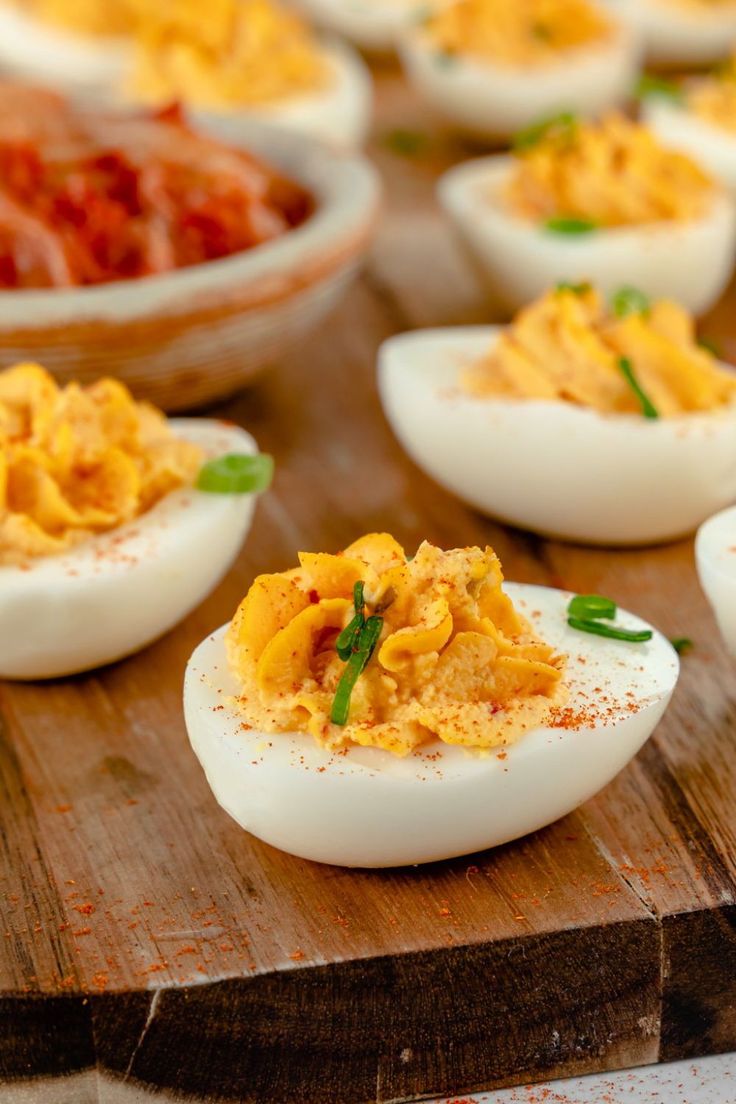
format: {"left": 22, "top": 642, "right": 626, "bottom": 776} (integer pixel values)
{"left": 184, "top": 583, "right": 678, "bottom": 868}
{"left": 294, "top": 0, "right": 421, "bottom": 53}
{"left": 378, "top": 327, "right": 736, "bottom": 545}
{"left": 178, "top": 39, "right": 372, "bottom": 152}
{"left": 644, "top": 97, "right": 736, "bottom": 196}
{"left": 0, "top": 419, "right": 258, "bottom": 680}
{"left": 438, "top": 155, "right": 736, "bottom": 315}
{"left": 605, "top": 0, "right": 736, "bottom": 66}
{"left": 0, "top": 3, "right": 128, "bottom": 91}
{"left": 696, "top": 504, "right": 736, "bottom": 656}
{"left": 399, "top": 19, "right": 640, "bottom": 140}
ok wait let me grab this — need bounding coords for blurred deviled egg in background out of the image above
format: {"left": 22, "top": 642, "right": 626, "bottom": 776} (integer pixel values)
{"left": 379, "top": 283, "right": 736, "bottom": 545}
{"left": 185, "top": 533, "right": 678, "bottom": 867}
{"left": 399, "top": 0, "right": 641, "bottom": 141}
{"left": 605, "top": 0, "right": 736, "bottom": 67}
{"left": 643, "top": 58, "right": 736, "bottom": 194}
{"left": 696, "top": 505, "right": 736, "bottom": 656}
{"left": 0, "top": 364, "right": 271, "bottom": 680}
{"left": 438, "top": 112, "right": 736, "bottom": 314}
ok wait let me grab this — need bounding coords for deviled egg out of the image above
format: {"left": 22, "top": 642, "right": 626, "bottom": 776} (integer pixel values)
{"left": 399, "top": 0, "right": 641, "bottom": 141}
{"left": 696, "top": 505, "right": 736, "bottom": 655}
{"left": 643, "top": 60, "right": 736, "bottom": 193}
{"left": 121, "top": 0, "right": 372, "bottom": 151}
{"left": 0, "top": 364, "right": 270, "bottom": 680}
{"left": 438, "top": 112, "right": 736, "bottom": 314}
{"left": 184, "top": 533, "right": 678, "bottom": 867}
{"left": 294, "top": 0, "right": 421, "bottom": 54}
{"left": 379, "top": 284, "right": 736, "bottom": 545}
{"left": 607, "top": 0, "right": 736, "bottom": 67}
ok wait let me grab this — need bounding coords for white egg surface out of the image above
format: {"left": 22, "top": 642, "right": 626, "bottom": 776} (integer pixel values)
{"left": 400, "top": 20, "right": 639, "bottom": 140}
{"left": 378, "top": 327, "right": 736, "bottom": 545}
{"left": 644, "top": 97, "right": 736, "bottom": 195}
{"left": 696, "top": 504, "right": 736, "bottom": 656}
{"left": 607, "top": 0, "right": 736, "bottom": 66}
{"left": 184, "top": 583, "right": 678, "bottom": 868}
{"left": 0, "top": 419, "right": 259, "bottom": 681}
{"left": 295, "top": 0, "right": 420, "bottom": 53}
{"left": 0, "top": 3, "right": 128, "bottom": 91}
{"left": 438, "top": 155, "right": 736, "bottom": 315}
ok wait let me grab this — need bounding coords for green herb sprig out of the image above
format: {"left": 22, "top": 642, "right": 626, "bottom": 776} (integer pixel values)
{"left": 196, "top": 453, "right": 274, "bottom": 494}
{"left": 331, "top": 582, "right": 384, "bottom": 726}
{"left": 670, "top": 636, "right": 694, "bottom": 655}
{"left": 635, "top": 73, "right": 684, "bottom": 104}
{"left": 544, "top": 216, "right": 597, "bottom": 235}
{"left": 618, "top": 357, "right": 659, "bottom": 419}
{"left": 612, "top": 286, "right": 650, "bottom": 319}
{"left": 567, "top": 594, "right": 653, "bottom": 644}
{"left": 513, "top": 111, "right": 577, "bottom": 152}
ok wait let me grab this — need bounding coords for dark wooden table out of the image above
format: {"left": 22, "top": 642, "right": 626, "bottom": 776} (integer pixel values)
{"left": 2, "top": 68, "right": 736, "bottom": 1104}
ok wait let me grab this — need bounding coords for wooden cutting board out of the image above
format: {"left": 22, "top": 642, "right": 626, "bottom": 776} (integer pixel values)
{"left": 2, "top": 70, "right": 736, "bottom": 1104}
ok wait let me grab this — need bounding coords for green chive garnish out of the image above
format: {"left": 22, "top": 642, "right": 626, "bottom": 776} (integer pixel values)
{"left": 618, "top": 357, "right": 659, "bottom": 419}
{"left": 513, "top": 111, "right": 577, "bottom": 152}
{"left": 612, "top": 286, "right": 650, "bottom": 319}
{"left": 567, "top": 616, "right": 653, "bottom": 644}
{"left": 670, "top": 637, "right": 693, "bottom": 655}
{"left": 556, "top": 281, "right": 591, "bottom": 295}
{"left": 635, "top": 73, "right": 684, "bottom": 104}
{"left": 196, "top": 453, "right": 274, "bottom": 494}
{"left": 331, "top": 615, "right": 383, "bottom": 726}
{"left": 335, "top": 581, "right": 365, "bottom": 661}
{"left": 568, "top": 594, "right": 617, "bottom": 621}
{"left": 544, "top": 216, "right": 597, "bottom": 235}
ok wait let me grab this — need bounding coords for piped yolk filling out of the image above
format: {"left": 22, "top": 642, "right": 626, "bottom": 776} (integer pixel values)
{"left": 462, "top": 285, "right": 736, "bottom": 415}
{"left": 226, "top": 533, "right": 567, "bottom": 757}
{"left": 505, "top": 113, "right": 715, "bottom": 226}
{"left": 423, "top": 0, "right": 613, "bottom": 67}
{"left": 687, "top": 55, "right": 736, "bottom": 133}
{"left": 0, "top": 363, "right": 202, "bottom": 565}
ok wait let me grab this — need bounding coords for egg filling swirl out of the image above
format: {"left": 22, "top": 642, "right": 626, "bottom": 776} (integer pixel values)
{"left": 226, "top": 534, "right": 567, "bottom": 756}
{"left": 0, "top": 363, "right": 202, "bottom": 565}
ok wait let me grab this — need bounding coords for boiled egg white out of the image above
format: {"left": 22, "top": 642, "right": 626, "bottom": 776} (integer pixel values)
{"left": 399, "top": 14, "right": 640, "bottom": 140}
{"left": 184, "top": 583, "right": 678, "bottom": 868}
{"left": 437, "top": 155, "right": 736, "bottom": 314}
{"left": 185, "top": 39, "right": 373, "bottom": 151}
{"left": 604, "top": 0, "right": 736, "bottom": 67}
{"left": 378, "top": 327, "right": 736, "bottom": 545}
{"left": 644, "top": 96, "right": 736, "bottom": 195}
{"left": 294, "top": 0, "right": 421, "bottom": 53}
{"left": 696, "top": 504, "right": 736, "bottom": 656}
{"left": 0, "top": 420, "right": 260, "bottom": 680}
{"left": 0, "top": 3, "right": 128, "bottom": 92}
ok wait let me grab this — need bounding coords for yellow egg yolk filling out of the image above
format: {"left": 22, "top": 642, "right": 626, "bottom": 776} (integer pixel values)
{"left": 126, "top": 0, "right": 328, "bottom": 109}
{"left": 506, "top": 113, "right": 715, "bottom": 226}
{"left": 687, "top": 55, "right": 736, "bottom": 133}
{"left": 11, "top": 0, "right": 137, "bottom": 35}
{"left": 0, "top": 363, "right": 202, "bottom": 565}
{"left": 423, "top": 0, "right": 613, "bottom": 66}
{"left": 463, "top": 285, "right": 736, "bottom": 415}
{"left": 226, "top": 533, "right": 567, "bottom": 757}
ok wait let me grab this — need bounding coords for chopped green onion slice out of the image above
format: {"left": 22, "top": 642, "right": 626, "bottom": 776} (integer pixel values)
{"left": 618, "top": 357, "right": 659, "bottom": 419}
{"left": 197, "top": 452, "right": 274, "bottom": 494}
{"left": 556, "top": 281, "right": 591, "bottom": 295}
{"left": 331, "top": 615, "right": 383, "bottom": 726}
{"left": 635, "top": 73, "right": 684, "bottom": 104}
{"left": 612, "top": 285, "right": 650, "bottom": 319}
{"left": 335, "top": 581, "right": 366, "bottom": 661}
{"left": 544, "top": 216, "right": 597, "bottom": 235}
{"left": 567, "top": 616, "right": 653, "bottom": 643}
{"left": 513, "top": 111, "right": 577, "bottom": 152}
{"left": 670, "top": 636, "right": 694, "bottom": 655}
{"left": 568, "top": 594, "right": 617, "bottom": 621}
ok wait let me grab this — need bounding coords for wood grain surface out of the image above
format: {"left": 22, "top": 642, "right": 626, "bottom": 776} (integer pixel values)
{"left": 2, "top": 68, "right": 736, "bottom": 1104}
